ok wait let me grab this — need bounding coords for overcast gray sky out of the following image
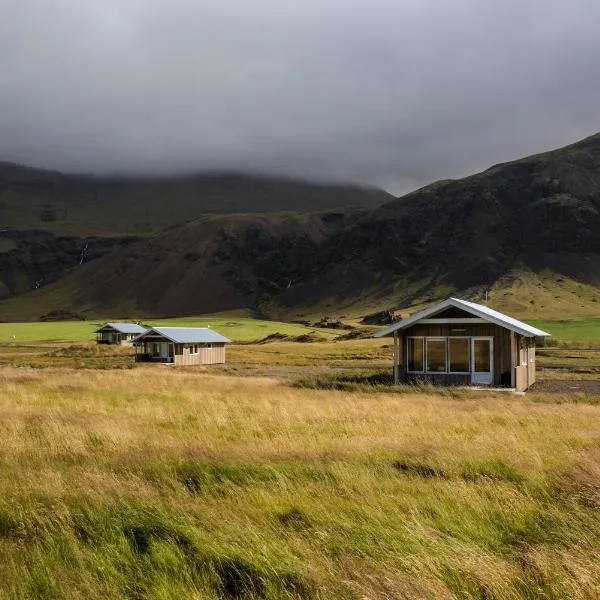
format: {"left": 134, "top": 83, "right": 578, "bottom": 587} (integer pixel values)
{"left": 2, "top": 0, "right": 600, "bottom": 194}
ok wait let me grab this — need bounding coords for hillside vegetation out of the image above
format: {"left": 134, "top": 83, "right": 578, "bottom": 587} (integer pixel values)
{"left": 1, "top": 132, "right": 600, "bottom": 320}
{"left": 0, "top": 163, "right": 390, "bottom": 236}
{"left": 0, "top": 367, "right": 599, "bottom": 598}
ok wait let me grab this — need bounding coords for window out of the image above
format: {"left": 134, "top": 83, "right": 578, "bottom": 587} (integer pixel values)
{"left": 408, "top": 336, "right": 472, "bottom": 374}
{"left": 189, "top": 344, "right": 199, "bottom": 354}
{"left": 449, "top": 338, "right": 470, "bottom": 373}
{"left": 407, "top": 338, "right": 424, "bottom": 372}
{"left": 426, "top": 338, "right": 447, "bottom": 372}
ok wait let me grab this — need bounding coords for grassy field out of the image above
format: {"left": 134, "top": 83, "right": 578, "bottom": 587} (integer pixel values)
{"left": 2, "top": 313, "right": 600, "bottom": 345}
{"left": 0, "top": 317, "right": 339, "bottom": 344}
{"left": 530, "top": 319, "right": 600, "bottom": 344}
{"left": 0, "top": 367, "right": 599, "bottom": 598}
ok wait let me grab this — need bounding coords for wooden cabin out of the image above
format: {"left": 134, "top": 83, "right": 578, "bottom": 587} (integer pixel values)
{"left": 133, "top": 327, "right": 231, "bottom": 365}
{"left": 374, "top": 298, "right": 550, "bottom": 391}
{"left": 95, "top": 322, "right": 147, "bottom": 345}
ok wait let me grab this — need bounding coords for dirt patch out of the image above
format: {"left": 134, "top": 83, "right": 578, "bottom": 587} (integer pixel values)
{"left": 529, "top": 380, "right": 600, "bottom": 395}
{"left": 250, "top": 332, "right": 327, "bottom": 344}
{"left": 333, "top": 329, "right": 375, "bottom": 341}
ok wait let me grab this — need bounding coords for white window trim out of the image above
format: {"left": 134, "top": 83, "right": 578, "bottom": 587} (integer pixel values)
{"left": 189, "top": 344, "right": 199, "bottom": 354}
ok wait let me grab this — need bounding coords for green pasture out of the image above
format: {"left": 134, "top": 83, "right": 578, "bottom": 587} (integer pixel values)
{"left": 1, "top": 316, "right": 599, "bottom": 345}
{"left": 529, "top": 318, "right": 600, "bottom": 343}
{"left": 0, "top": 316, "right": 338, "bottom": 344}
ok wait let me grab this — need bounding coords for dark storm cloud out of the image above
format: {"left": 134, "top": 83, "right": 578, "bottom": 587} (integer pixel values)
{"left": 2, "top": 0, "right": 600, "bottom": 193}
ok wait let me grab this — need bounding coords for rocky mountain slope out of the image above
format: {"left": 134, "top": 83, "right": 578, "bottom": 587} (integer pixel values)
{"left": 2, "top": 133, "right": 600, "bottom": 320}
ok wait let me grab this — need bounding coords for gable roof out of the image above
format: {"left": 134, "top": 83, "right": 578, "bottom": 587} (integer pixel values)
{"left": 95, "top": 322, "right": 147, "bottom": 334}
{"left": 374, "top": 297, "right": 550, "bottom": 338}
{"left": 133, "top": 327, "right": 231, "bottom": 344}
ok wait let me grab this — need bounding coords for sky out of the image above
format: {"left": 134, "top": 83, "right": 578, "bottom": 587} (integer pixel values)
{"left": 2, "top": 0, "right": 600, "bottom": 194}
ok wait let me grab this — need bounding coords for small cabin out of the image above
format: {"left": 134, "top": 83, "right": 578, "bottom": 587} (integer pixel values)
{"left": 95, "top": 322, "right": 147, "bottom": 345}
{"left": 133, "top": 327, "right": 231, "bottom": 365}
{"left": 374, "top": 298, "right": 550, "bottom": 391}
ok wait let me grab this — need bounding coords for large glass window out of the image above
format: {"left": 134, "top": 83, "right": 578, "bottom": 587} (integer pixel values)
{"left": 407, "top": 338, "right": 424, "bottom": 372}
{"left": 426, "top": 339, "right": 447, "bottom": 372}
{"left": 473, "top": 339, "right": 491, "bottom": 372}
{"left": 449, "top": 338, "right": 470, "bottom": 373}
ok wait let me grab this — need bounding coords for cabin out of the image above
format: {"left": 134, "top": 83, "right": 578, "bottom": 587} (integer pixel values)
{"left": 374, "top": 298, "right": 550, "bottom": 391}
{"left": 133, "top": 327, "right": 231, "bottom": 365}
{"left": 95, "top": 322, "right": 147, "bottom": 345}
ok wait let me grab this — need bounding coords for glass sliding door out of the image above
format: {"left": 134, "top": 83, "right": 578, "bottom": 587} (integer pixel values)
{"left": 471, "top": 337, "right": 493, "bottom": 384}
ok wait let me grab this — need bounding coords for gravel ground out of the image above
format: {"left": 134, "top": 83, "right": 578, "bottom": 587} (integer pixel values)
{"left": 529, "top": 379, "right": 600, "bottom": 395}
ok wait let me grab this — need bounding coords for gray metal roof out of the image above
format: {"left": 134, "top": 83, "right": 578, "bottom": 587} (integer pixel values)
{"left": 134, "top": 327, "right": 231, "bottom": 344}
{"left": 95, "top": 322, "right": 148, "bottom": 334}
{"left": 374, "top": 297, "right": 550, "bottom": 338}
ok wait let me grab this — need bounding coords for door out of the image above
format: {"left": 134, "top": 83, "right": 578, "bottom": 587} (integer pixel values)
{"left": 471, "top": 337, "right": 493, "bottom": 385}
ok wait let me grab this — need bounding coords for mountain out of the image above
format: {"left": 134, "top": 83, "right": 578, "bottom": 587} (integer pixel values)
{"left": 0, "top": 164, "right": 390, "bottom": 301}
{"left": 0, "top": 163, "right": 391, "bottom": 236}
{"left": 2, "top": 133, "right": 600, "bottom": 320}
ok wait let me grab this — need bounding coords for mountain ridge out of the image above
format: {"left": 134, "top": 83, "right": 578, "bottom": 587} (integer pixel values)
{"left": 0, "top": 162, "right": 391, "bottom": 236}
{"left": 1, "top": 132, "right": 600, "bottom": 320}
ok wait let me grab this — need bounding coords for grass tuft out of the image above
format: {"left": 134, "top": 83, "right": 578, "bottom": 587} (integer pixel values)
{"left": 213, "top": 556, "right": 266, "bottom": 599}
{"left": 392, "top": 459, "right": 447, "bottom": 479}
{"left": 276, "top": 507, "right": 311, "bottom": 530}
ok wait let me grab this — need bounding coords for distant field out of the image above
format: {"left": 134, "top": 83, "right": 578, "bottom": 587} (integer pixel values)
{"left": 2, "top": 315, "right": 599, "bottom": 344}
{"left": 529, "top": 318, "right": 600, "bottom": 343}
{"left": 0, "top": 317, "right": 338, "bottom": 344}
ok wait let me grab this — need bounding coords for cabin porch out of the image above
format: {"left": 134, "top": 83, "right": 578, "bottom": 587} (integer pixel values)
{"left": 134, "top": 339, "right": 175, "bottom": 363}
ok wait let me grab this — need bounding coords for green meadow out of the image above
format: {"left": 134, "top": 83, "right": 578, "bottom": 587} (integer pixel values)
{"left": 2, "top": 316, "right": 600, "bottom": 345}
{"left": 0, "top": 317, "right": 338, "bottom": 344}
{"left": 529, "top": 318, "right": 600, "bottom": 343}
{"left": 0, "top": 368, "right": 599, "bottom": 599}
{"left": 0, "top": 314, "right": 599, "bottom": 597}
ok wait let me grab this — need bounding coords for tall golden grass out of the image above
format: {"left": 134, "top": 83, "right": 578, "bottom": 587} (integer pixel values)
{"left": 0, "top": 366, "right": 599, "bottom": 598}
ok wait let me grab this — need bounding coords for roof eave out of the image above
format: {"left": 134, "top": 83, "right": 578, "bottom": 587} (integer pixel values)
{"left": 372, "top": 297, "right": 551, "bottom": 338}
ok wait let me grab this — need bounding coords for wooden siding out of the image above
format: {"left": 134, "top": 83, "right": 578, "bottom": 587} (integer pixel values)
{"left": 393, "top": 332, "right": 404, "bottom": 382}
{"left": 173, "top": 343, "right": 226, "bottom": 366}
{"left": 430, "top": 306, "right": 477, "bottom": 319}
{"left": 516, "top": 336, "right": 536, "bottom": 390}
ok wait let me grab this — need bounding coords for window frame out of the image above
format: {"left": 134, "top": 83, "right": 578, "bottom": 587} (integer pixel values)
{"left": 406, "top": 336, "right": 472, "bottom": 374}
